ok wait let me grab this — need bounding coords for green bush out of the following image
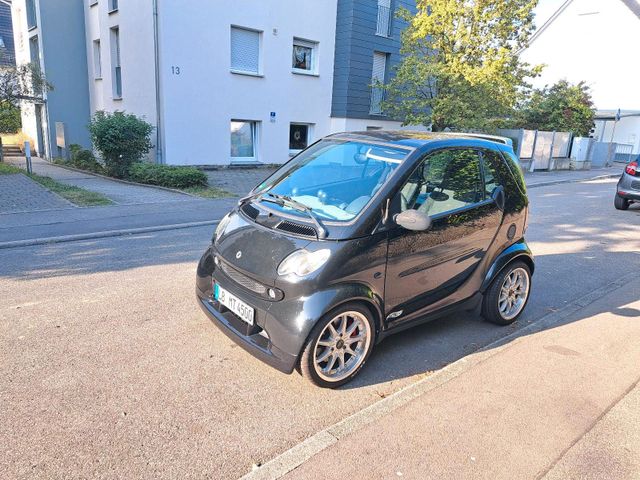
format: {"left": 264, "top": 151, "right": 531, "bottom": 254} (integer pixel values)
{"left": 68, "top": 143, "right": 104, "bottom": 173}
{"left": 88, "top": 111, "right": 153, "bottom": 178}
{"left": 128, "top": 163, "right": 207, "bottom": 189}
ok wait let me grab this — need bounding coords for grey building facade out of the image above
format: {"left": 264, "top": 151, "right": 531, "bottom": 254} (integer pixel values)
{"left": 330, "top": 0, "right": 415, "bottom": 130}
{"left": 13, "top": 0, "right": 91, "bottom": 157}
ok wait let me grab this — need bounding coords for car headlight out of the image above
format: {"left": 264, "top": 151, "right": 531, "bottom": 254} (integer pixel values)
{"left": 277, "top": 249, "right": 331, "bottom": 277}
{"left": 214, "top": 213, "right": 231, "bottom": 240}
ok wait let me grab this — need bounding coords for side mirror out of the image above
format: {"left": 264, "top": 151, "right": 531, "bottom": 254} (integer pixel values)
{"left": 492, "top": 186, "right": 505, "bottom": 210}
{"left": 395, "top": 210, "right": 432, "bottom": 231}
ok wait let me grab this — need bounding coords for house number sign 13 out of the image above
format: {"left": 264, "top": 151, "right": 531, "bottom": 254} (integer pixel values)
{"left": 171, "top": 66, "right": 181, "bottom": 75}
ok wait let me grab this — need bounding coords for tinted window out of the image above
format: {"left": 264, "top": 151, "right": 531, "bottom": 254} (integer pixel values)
{"left": 401, "top": 149, "right": 483, "bottom": 216}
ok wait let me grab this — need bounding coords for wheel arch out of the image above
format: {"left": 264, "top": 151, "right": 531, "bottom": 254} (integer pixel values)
{"left": 481, "top": 239, "right": 534, "bottom": 293}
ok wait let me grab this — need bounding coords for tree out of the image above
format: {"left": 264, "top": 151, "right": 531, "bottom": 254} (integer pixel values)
{"left": 88, "top": 111, "right": 153, "bottom": 178}
{"left": 0, "top": 102, "right": 21, "bottom": 134}
{"left": 0, "top": 63, "right": 52, "bottom": 106}
{"left": 383, "top": 0, "right": 542, "bottom": 131}
{"left": 515, "top": 80, "right": 595, "bottom": 136}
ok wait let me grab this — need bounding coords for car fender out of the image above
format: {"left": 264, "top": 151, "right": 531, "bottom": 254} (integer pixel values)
{"left": 480, "top": 239, "right": 534, "bottom": 293}
{"left": 264, "top": 282, "right": 384, "bottom": 358}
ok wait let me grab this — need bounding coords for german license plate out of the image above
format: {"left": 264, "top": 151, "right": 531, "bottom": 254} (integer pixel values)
{"left": 214, "top": 284, "right": 254, "bottom": 325}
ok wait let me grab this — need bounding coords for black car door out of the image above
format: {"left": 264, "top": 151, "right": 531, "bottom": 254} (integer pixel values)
{"left": 384, "top": 148, "right": 503, "bottom": 325}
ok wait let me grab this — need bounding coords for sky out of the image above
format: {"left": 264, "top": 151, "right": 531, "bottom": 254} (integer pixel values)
{"left": 524, "top": 0, "right": 640, "bottom": 110}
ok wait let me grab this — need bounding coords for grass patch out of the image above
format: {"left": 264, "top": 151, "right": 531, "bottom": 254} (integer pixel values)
{"left": 0, "top": 161, "right": 112, "bottom": 206}
{"left": 182, "top": 186, "right": 235, "bottom": 199}
{"left": 0, "top": 163, "right": 22, "bottom": 175}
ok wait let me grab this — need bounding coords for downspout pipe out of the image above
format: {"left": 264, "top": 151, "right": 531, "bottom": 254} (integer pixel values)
{"left": 152, "top": 0, "right": 163, "bottom": 164}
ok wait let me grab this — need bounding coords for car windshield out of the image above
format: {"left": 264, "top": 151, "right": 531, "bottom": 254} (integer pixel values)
{"left": 253, "top": 139, "right": 411, "bottom": 221}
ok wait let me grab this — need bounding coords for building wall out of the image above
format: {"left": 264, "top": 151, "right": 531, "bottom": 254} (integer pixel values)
{"left": 157, "top": 0, "right": 338, "bottom": 166}
{"left": 12, "top": 0, "right": 91, "bottom": 157}
{"left": 331, "top": 0, "right": 414, "bottom": 123}
{"left": 595, "top": 116, "right": 640, "bottom": 155}
{"left": 84, "top": 0, "right": 157, "bottom": 157}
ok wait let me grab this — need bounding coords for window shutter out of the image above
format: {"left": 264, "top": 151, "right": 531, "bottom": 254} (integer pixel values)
{"left": 372, "top": 52, "right": 387, "bottom": 83}
{"left": 378, "top": 0, "right": 391, "bottom": 7}
{"left": 231, "top": 27, "right": 260, "bottom": 74}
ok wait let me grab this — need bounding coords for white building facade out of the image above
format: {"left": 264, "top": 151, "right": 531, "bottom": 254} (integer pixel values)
{"left": 84, "top": 0, "right": 338, "bottom": 166}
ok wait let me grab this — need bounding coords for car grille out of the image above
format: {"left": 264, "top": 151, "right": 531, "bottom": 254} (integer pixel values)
{"left": 631, "top": 180, "right": 640, "bottom": 191}
{"left": 241, "top": 203, "right": 260, "bottom": 219}
{"left": 275, "top": 220, "right": 317, "bottom": 237}
{"left": 219, "top": 261, "right": 267, "bottom": 296}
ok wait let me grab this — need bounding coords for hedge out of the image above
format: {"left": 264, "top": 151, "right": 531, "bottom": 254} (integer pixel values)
{"left": 127, "top": 163, "right": 207, "bottom": 189}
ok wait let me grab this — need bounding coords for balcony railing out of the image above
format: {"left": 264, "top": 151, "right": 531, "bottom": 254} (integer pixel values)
{"left": 376, "top": 5, "right": 391, "bottom": 37}
{"left": 370, "top": 86, "right": 385, "bottom": 115}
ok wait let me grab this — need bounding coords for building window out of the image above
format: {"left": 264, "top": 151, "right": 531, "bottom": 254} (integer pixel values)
{"left": 93, "top": 40, "right": 102, "bottom": 78}
{"left": 109, "top": 0, "right": 118, "bottom": 12}
{"left": 376, "top": 0, "right": 392, "bottom": 37}
{"left": 110, "top": 27, "right": 122, "bottom": 98}
{"left": 26, "top": 0, "right": 37, "bottom": 29}
{"left": 230, "top": 26, "right": 261, "bottom": 75}
{"left": 289, "top": 123, "right": 312, "bottom": 153}
{"left": 89, "top": 0, "right": 98, "bottom": 6}
{"left": 292, "top": 38, "right": 318, "bottom": 75}
{"left": 231, "top": 120, "right": 258, "bottom": 162}
{"left": 370, "top": 51, "right": 388, "bottom": 115}
{"left": 29, "top": 36, "right": 39, "bottom": 65}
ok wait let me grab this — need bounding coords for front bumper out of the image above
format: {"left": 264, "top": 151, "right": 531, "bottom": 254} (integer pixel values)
{"left": 196, "top": 286, "right": 297, "bottom": 373}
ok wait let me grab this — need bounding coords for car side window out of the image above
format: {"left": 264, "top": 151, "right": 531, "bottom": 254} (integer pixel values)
{"left": 482, "top": 150, "right": 503, "bottom": 197}
{"left": 400, "top": 148, "right": 484, "bottom": 217}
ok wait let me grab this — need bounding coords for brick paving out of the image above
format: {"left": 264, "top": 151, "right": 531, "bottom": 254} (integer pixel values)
{"left": 206, "top": 167, "right": 278, "bottom": 196}
{"left": 0, "top": 174, "right": 73, "bottom": 214}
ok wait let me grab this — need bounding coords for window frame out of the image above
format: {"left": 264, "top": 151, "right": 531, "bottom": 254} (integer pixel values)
{"left": 110, "top": 26, "right": 122, "bottom": 99}
{"left": 230, "top": 26, "right": 262, "bottom": 77}
{"left": 395, "top": 147, "right": 492, "bottom": 221}
{"left": 291, "top": 37, "right": 319, "bottom": 76}
{"left": 108, "top": 0, "right": 118, "bottom": 13}
{"left": 92, "top": 39, "right": 102, "bottom": 79}
{"left": 288, "top": 123, "right": 313, "bottom": 155}
{"left": 230, "top": 119, "right": 259, "bottom": 164}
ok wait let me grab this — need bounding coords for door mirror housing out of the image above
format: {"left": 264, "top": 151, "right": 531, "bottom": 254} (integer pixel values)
{"left": 395, "top": 210, "right": 432, "bottom": 231}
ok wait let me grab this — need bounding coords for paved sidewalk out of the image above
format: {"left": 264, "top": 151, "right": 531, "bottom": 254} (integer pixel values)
{"left": 206, "top": 167, "right": 277, "bottom": 196}
{"left": 272, "top": 285, "right": 640, "bottom": 480}
{"left": 524, "top": 166, "right": 622, "bottom": 187}
{"left": 5, "top": 157, "right": 192, "bottom": 205}
{"left": 0, "top": 174, "right": 72, "bottom": 214}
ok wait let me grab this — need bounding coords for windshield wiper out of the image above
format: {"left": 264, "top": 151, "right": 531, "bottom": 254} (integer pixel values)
{"left": 261, "top": 193, "right": 328, "bottom": 239}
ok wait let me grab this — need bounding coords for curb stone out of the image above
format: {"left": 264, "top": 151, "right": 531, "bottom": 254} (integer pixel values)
{"left": 526, "top": 173, "right": 619, "bottom": 189}
{"left": 0, "top": 220, "right": 220, "bottom": 250}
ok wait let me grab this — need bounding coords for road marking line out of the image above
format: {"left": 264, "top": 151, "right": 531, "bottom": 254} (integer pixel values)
{"left": 241, "top": 270, "right": 638, "bottom": 480}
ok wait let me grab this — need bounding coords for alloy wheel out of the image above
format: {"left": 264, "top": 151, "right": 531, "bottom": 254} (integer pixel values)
{"left": 498, "top": 267, "right": 530, "bottom": 321}
{"left": 312, "top": 311, "right": 372, "bottom": 382}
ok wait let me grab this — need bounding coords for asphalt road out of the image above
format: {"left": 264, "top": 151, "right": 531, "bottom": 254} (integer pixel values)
{"left": 1, "top": 178, "right": 639, "bottom": 479}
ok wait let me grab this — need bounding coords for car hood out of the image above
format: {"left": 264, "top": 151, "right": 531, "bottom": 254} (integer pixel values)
{"left": 214, "top": 209, "right": 311, "bottom": 284}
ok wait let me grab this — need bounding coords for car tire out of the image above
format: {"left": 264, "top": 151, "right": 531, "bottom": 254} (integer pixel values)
{"left": 298, "top": 303, "right": 376, "bottom": 388}
{"left": 614, "top": 195, "right": 630, "bottom": 210}
{"left": 482, "top": 260, "right": 531, "bottom": 326}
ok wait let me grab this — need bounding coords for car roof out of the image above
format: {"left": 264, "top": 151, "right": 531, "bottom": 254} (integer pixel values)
{"left": 327, "top": 130, "right": 514, "bottom": 153}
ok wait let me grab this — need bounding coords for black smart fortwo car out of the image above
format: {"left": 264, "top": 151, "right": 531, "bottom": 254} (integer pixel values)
{"left": 196, "top": 132, "right": 534, "bottom": 388}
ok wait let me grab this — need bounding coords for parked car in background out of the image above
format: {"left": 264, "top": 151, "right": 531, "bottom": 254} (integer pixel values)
{"left": 196, "top": 131, "right": 534, "bottom": 388}
{"left": 615, "top": 157, "right": 640, "bottom": 210}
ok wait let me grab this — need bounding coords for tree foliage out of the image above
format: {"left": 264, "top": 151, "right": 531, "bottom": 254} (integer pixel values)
{"left": 384, "top": 0, "right": 542, "bottom": 131}
{"left": 515, "top": 80, "right": 595, "bottom": 136}
{"left": 0, "top": 63, "right": 52, "bottom": 106}
{"left": 0, "top": 102, "right": 21, "bottom": 134}
{"left": 88, "top": 111, "right": 154, "bottom": 178}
